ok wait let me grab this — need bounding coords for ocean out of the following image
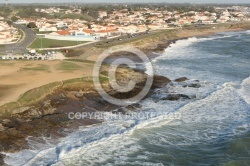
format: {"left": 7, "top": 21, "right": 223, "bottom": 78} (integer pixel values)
{"left": 3, "top": 31, "right": 250, "bottom": 166}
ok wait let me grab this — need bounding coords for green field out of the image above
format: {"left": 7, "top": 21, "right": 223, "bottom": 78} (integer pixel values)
{"left": 29, "top": 38, "right": 88, "bottom": 48}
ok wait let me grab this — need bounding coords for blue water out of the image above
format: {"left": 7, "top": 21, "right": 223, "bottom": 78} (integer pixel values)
{"left": 3, "top": 31, "right": 250, "bottom": 166}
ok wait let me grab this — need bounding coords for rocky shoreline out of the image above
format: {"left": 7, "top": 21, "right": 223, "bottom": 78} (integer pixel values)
{"left": 2, "top": 24, "right": 245, "bottom": 164}
{"left": 0, "top": 27, "right": 225, "bottom": 165}
{"left": 0, "top": 68, "right": 205, "bottom": 165}
{"left": 0, "top": 31, "right": 181, "bottom": 165}
{"left": 0, "top": 73, "right": 166, "bottom": 149}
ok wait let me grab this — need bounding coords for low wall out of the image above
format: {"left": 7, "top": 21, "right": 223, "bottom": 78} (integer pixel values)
{"left": 43, "top": 35, "right": 100, "bottom": 42}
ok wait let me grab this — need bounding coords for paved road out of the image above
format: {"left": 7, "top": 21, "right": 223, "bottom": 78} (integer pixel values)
{"left": 0, "top": 24, "right": 36, "bottom": 54}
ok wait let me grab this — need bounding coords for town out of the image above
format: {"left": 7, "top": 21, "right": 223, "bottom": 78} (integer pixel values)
{"left": 0, "top": 3, "right": 250, "bottom": 60}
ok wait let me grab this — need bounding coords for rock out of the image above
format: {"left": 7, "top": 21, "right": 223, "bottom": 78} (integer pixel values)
{"left": 113, "top": 108, "right": 126, "bottom": 114}
{"left": 50, "top": 98, "right": 68, "bottom": 107}
{"left": 13, "top": 107, "right": 42, "bottom": 120}
{"left": 0, "top": 154, "right": 5, "bottom": 166}
{"left": 5, "top": 128, "right": 25, "bottom": 138}
{"left": 156, "top": 44, "right": 167, "bottom": 51}
{"left": 123, "top": 122, "right": 133, "bottom": 128}
{"left": 0, "top": 131, "right": 9, "bottom": 139}
{"left": 183, "top": 83, "right": 201, "bottom": 88}
{"left": 18, "top": 123, "right": 34, "bottom": 131}
{"left": 2, "top": 119, "right": 11, "bottom": 125}
{"left": 27, "top": 108, "right": 42, "bottom": 118}
{"left": 175, "top": 77, "right": 189, "bottom": 82}
{"left": 74, "top": 90, "right": 84, "bottom": 98}
{"left": 1, "top": 118, "right": 21, "bottom": 128}
{"left": 42, "top": 100, "right": 57, "bottom": 116}
{"left": 152, "top": 75, "right": 172, "bottom": 88}
{"left": 0, "top": 123, "right": 5, "bottom": 131}
{"left": 42, "top": 100, "right": 52, "bottom": 108}
{"left": 12, "top": 107, "right": 32, "bottom": 115}
{"left": 43, "top": 107, "right": 57, "bottom": 116}
{"left": 160, "top": 94, "right": 191, "bottom": 101}
{"left": 125, "top": 103, "right": 141, "bottom": 111}
{"left": 117, "top": 108, "right": 126, "bottom": 114}
{"left": 97, "top": 98, "right": 108, "bottom": 105}
{"left": 59, "top": 93, "right": 67, "bottom": 98}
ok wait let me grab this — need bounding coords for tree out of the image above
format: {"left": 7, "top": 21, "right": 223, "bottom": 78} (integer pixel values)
{"left": 87, "top": 24, "right": 92, "bottom": 29}
{"left": 167, "top": 18, "right": 176, "bottom": 23}
{"left": 197, "top": 20, "right": 203, "bottom": 24}
{"left": 27, "top": 22, "right": 37, "bottom": 28}
{"left": 0, "top": 7, "right": 12, "bottom": 18}
{"left": 6, "top": 20, "right": 12, "bottom": 26}
{"left": 11, "top": 16, "right": 19, "bottom": 22}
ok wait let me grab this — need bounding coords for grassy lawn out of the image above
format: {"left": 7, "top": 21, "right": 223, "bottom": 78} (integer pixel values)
{"left": 29, "top": 38, "right": 88, "bottom": 49}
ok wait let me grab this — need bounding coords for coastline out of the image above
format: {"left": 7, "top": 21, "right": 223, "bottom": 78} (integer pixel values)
{"left": 1, "top": 22, "right": 250, "bottom": 165}
{"left": 85, "top": 22, "right": 250, "bottom": 61}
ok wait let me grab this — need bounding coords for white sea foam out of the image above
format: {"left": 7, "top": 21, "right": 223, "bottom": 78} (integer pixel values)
{"left": 153, "top": 34, "right": 237, "bottom": 63}
{"left": 3, "top": 77, "right": 249, "bottom": 166}
{"left": 245, "top": 30, "right": 250, "bottom": 34}
{"left": 238, "top": 76, "right": 250, "bottom": 104}
{"left": 54, "top": 80, "right": 249, "bottom": 165}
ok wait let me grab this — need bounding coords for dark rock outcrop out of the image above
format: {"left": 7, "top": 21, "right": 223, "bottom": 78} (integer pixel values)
{"left": 0, "top": 123, "right": 5, "bottom": 131}
{"left": 175, "top": 77, "right": 189, "bottom": 82}
{"left": 0, "top": 72, "right": 174, "bottom": 162}
{"left": 74, "top": 90, "right": 84, "bottom": 99}
{"left": 183, "top": 83, "right": 201, "bottom": 88}
{"left": 152, "top": 75, "right": 172, "bottom": 89}
{"left": 160, "top": 94, "right": 191, "bottom": 101}
{"left": 42, "top": 100, "right": 57, "bottom": 116}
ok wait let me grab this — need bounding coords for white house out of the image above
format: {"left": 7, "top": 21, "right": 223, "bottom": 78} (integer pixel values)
{"left": 95, "top": 29, "right": 120, "bottom": 37}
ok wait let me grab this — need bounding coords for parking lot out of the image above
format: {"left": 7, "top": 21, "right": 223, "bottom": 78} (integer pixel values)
{"left": 0, "top": 51, "right": 66, "bottom": 61}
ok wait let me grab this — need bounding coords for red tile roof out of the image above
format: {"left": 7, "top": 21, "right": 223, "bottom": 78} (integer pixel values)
{"left": 56, "top": 30, "right": 71, "bottom": 35}
{"left": 83, "top": 29, "right": 94, "bottom": 33}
